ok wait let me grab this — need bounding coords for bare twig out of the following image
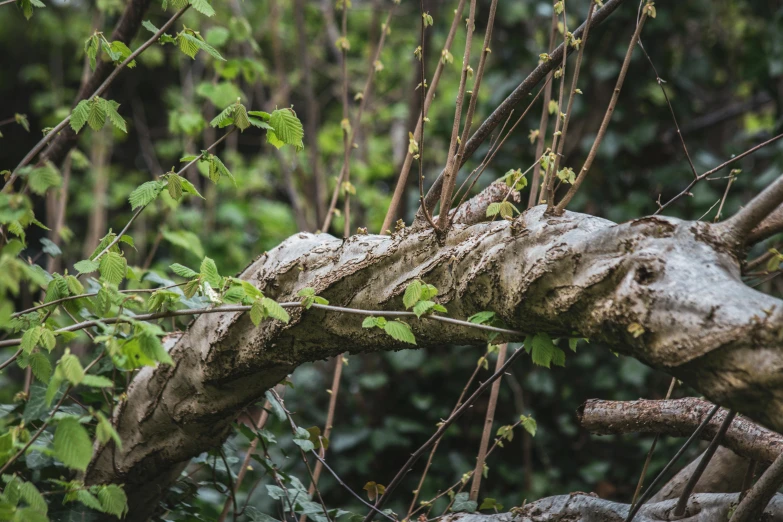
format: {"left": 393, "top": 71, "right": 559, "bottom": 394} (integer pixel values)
{"left": 730, "top": 451, "right": 783, "bottom": 522}
{"left": 380, "top": 0, "right": 467, "bottom": 233}
{"left": 360, "top": 345, "right": 526, "bottom": 522}
{"left": 555, "top": 4, "right": 650, "bottom": 213}
{"left": 672, "top": 410, "right": 737, "bottom": 516}
{"left": 469, "top": 343, "right": 507, "bottom": 500}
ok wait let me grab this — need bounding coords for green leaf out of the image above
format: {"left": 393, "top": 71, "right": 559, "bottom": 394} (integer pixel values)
{"left": 248, "top": 111, "right": 271, "bottom": 121}
{"left": 266, "top": 130, "right": 285, "bottom": 149}
{"left": 167, "top": 172, "right": 183, "bottom": 200}
{"left": 81, "top": 374, "right": 113, "bottom": 388}
{"left": 479, "top": 498, "right": 502, "bottom": 511}
{"left": 95, "top": 412, "right": 122, "bottom": 449}
{"left": 177, "top": 32, "right": 201, "bottom": 58}
{"left": 403, "top": 280, "right": 422, "bottom": 309}
{"left": 74, "top": 259, "right": 100, "bottom": 274}
{"left": 262, "top": 297, "right": 290, "bottom": 323}
{"left": 21, "top": 327, "right": 43, "bottom": 355}
{"left": 142, "top": 20, "right": 159, "bottom": 33}
{"left": 29, "top": 352, "right": 52, "bottom": 383}
{"left": 468, "top": 311, "right": 496, "bottom": 325}
{"left": 98, "top": 484, "right": 128, "bottom": 518}
{"left": 19, "top": 481, "right": 47, "bottom": 514}
{"left": 54, "top": 417, "right": 93, "bottom": 471}
{"left": 383, "top": 320, "right": 416, "bottom": 345}
{"left": 87, "top": 98, "right": 107, "bottom": 131}
{"left": 486, "top": 202, "right": 501, "bottom": 217}
{"left": 292, "top": 426, "right": 315, "bottom": 452}
{"left": 361, "top": 316, "right": 377, "bottom": 328}
{"left": 199, "top": 256, "right": 221, "bottom": 287}
{"left": 70, "top": 100, "right": 90, "bottom": 133}
{"left": 59, "top": 353, "right": 85, "bottom": 384}
{"left": 250, "top": 300, "right": 264, "bottom": 327}
{"left": 102, "top": 99, "right": 126, "bottom": 132}
{"left": 210, "top": 105, "right": 236, "bottom": 128}
{"left": 162, "top": 229, "right": 205, "bottom": 258}
{"left": 269, "top": 108, "right": 305, "bottom": 151}
{"left": 528, "top": 333, "right": 556, "bottom": 368}
{"left": 99, "top": 252, "right": 127, "bottom": 285}
{"left": 412, "top": 300, "right": 436, "bottom": 318}
{"left": 189, "top": 0, "right": 215, "bottom": 17}
{"left": 179, "top": 177, "right": 204, "bottom": 198}
{"left": 520, "top": 415, "right": 537, "bottom": 437}
{"left": 76, "top": 489, "right": 103, "bottom": 511}
{"left": 451, "top": 492, "right": 477, "bottom": 513}
{"left": 170, "top": 263, "right": 198, "bottom": 278}
{"left": 27, "top": 164, "right": 61, "bottom": 195}
{"left": 233, "top": 103, "right": 250, "bottom": 131}
{"left": 129, "top": 180, "right": 165, "bottom": 210}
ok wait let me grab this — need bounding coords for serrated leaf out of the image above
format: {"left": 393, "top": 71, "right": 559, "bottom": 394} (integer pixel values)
{"left": 162, "top": 229, "right": 205, "bottom": 258}
{"left": 142, "top": 20, "right": 159, "bottom": 33}
{"left": 199, "top": 256, "right": 221, "bottom": 287}
{"left": 95, "top": 412, "right": 122, "bottom": 450}
{"left": 70, "top": 100, "right": 91, "bottom": 133}
{"left": 19, "top": 481, "right": 47, "bottom": 514}
{"left": 189, "top": 0, "right": 215, "bottom": 16}
{"left": 170, "top": 263, "right": 198, "bottom": 278}
{"left": 412, "top": 300, "right": 436, "bottom": 318}
{"left": 361, "top": 316, "right": 377, "bottom": 328}
{"left": 99, "top": 252, "right": 127, "bottom": 285}
{"left": 250, "top": 300, "right": 264, "bottom": 326}
{"left": 233, "top": 103, "right": 250, "bottom": 131}
{"left": 59, "top": 353, "right": 84, "bottom": 384}
{"left": 102, "top": 99, "right": 127, "bottom": 132}
{"left": 210, "top": 105, "right": 235, "bottom": 128}
{"left": 29, "top": 352, "right": 52, "bottom": 383}
{"left": 76, "top": 489, "right": 103, "bottom": 511}
{"left": 167, "top": 173, "right": 183, "bottom": 200}
{"left": 262, "top": 297, "right": 289, "bottom": 323}
{"left": 520, "top": 415, "right": 537, "bottom": 436}
{"left": 383, "top": 321, "right": 416, "bottom": 345}
{"left": 528, "top": 332, "right": 556, "bottom": 368}
{"left": 468, "top": 311, "right": 495, "bottom": 325}
{"left": 180, "top": 177, "right": 204, "bottom": 198}
{"left": 74, "top": 259, "right": 100, "bottom": 274}
{"left": 87, "top": 98, "right": 107, "bottom": 131}
{"left": 128, "top": 180, "right": 165, "bottom": 210}
{"left": 21, "top": 327, "right": 43, "bottom": 355}
{"left": 98, "top": 484, "right": 128, "bottom": 517}
{"left": 54, "top": 417, "right": 93, "bottom": 471}
{"left": 403, "top": 280, "right": 422, "bottom": 309}
{"left": 269, "top": 109, "right": 304, "bottom": 151}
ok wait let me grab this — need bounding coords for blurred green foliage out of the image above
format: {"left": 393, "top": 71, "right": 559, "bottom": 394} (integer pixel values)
{"left": 0, "top": 0, "right": 782, "bottom": 520}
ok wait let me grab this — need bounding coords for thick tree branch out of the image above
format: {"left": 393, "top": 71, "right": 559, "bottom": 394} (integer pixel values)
{"left": 83, "top": 207, "right": 783, "bottom": 520}
{"left": 440, "top": 493, "right": 783, "bottom": 522}
{"left": 718, "top": 173, "right": 783, "bottom": 247}
{"left": 579, "top": 398, "right": 783, "bottom": 464}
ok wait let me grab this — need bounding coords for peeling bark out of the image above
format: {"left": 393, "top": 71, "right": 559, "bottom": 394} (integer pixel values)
{"left": 443, "top": 493, "right": 783, "bottom": 521}
{"left": 84, "top": 207, "right": 783, "bottom": 520}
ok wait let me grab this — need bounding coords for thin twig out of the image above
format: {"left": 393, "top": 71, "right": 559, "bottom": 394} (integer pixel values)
{"left": 469, "top": 343, "right": 507, "bottom": 500}
{"left": 380, "top": 0, "right": 467, "bottom": 233}
{"left": 625, "top": 403, "right": 721, "bottom": 522}
{"left": 672, "top": 409, "right": 737, "bottom": 516}
{"left": 555, "top": 5, "right": 650, "bottom": 213}
{"left": 3, "top": 6, "right": 191, "bottom": 193}
{"left": 361, "top": 345, "right": 527, "bottom": 522}
{"left": 730, "top": 451, "right": 783, "bottom": 522}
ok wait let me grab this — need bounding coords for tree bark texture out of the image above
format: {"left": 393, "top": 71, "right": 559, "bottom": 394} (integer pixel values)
{"left": 83, "top": 207, "right": 783, "bottom": 520}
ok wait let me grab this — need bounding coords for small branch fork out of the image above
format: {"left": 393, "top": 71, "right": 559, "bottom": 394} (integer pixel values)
{"left": 3, "top": 5, "right": 191, "bottom": 193}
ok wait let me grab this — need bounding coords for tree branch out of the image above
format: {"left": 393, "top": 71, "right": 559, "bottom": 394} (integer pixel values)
{"left": 82, "top": 208, "right": 783, "bottom": 520}
{"left": 579, "top": 398, "right": 783, "bottom": 464}
{"left": 718, "top": 174, "right": 783, "bottom": 247}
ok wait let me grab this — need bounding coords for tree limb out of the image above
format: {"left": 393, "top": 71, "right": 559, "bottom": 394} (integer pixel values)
{"left": 579, "top": 398, "right": 783, "bottom": 464}
{"left": 83, "top": 207, "right": 783, "bottom": 520}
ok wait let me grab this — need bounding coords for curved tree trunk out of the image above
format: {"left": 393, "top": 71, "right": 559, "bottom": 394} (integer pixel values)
{"left": 84, "top": 206, "right": 783, "bottom": 520}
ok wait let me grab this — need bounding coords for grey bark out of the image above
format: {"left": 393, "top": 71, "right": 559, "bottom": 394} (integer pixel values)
{"left": 83, "top": 206, "right": 783, "bottom": 520}
{"left": 443, "top": 493, "right": 783, "bottom": 521}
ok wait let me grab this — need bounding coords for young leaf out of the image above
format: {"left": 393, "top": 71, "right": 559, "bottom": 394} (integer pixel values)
{"left": 383, "top": 320, "right": 416, "bottom": 345}
{"left": 189, "top": 0, "right": 215, "bottom": 17}
{"left": 269, "top": 108, "right": 305, "bottom": 151}
{"left": 99, "top": 252, "right": 127, "bottom": 285}
{"left": 98, "top": 484, "right": 128, "bottom": 518}
{"left": 403, "top": 280, "right": 422, "bottom": 309}
{"left": 54, "top": 416, "right": 93, "bottom": 471}
{"left": 250, "top": 300, "right": 264, "bottom": 326}
{"left": 74, "top": 259, "right": 100, "bottom": 274}
{"left": 262, "top": 297, "right": 290, "bottom": 323}
{"left": 102, "top": 99, "right": 127, "bottom": 132}
{"left": 412, "top": 300, "right": 436, "bottom": 318}
{"left": 59, "top": 352, "right": 85, "bottom": 385}
{"left": 170, "top": 263, "right": 198, "bottom": 278}
{"left": 200, "top": 256, "right": 221, "bottom": 287}
{"left": 70, "top": 100, "right": 91, "bottom": 133}
{"left": 129, "top": 180, "right": 166, "bottom": 210}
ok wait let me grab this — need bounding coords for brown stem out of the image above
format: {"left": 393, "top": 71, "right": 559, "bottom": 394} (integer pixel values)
{"left": 528, "top": 14, "right": 558, "bottom": 209}
{"left": 554, "top": 7, "right": 648, "bottom": 213}
{"left": 380, "top": 0, "right": 467, "bottom": 233}
{"left": 749, "top": 205, "right": 783, "bottom": 244}
{"left": 730, "top": 451, "right": 783, "bottom": 522}
{"left": 469, "top": 343, "right": 507, "bottom": 501}
{"left": 419, "top": 0, "right": 627, "bottom": 221}
{"left": 546, "top": 1, "right": 596, "bottom": 208}
{"left": 719, "top": 174, "right": 783, "bottom": 247}
{"left": 672, "top": 410, "right": 737, "bottom": 516}
{"left": 361, "top": 346, "right": 526, "bottom": 522}
{"left": 739, "top": 460, "right": 757, "bottom": 502}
